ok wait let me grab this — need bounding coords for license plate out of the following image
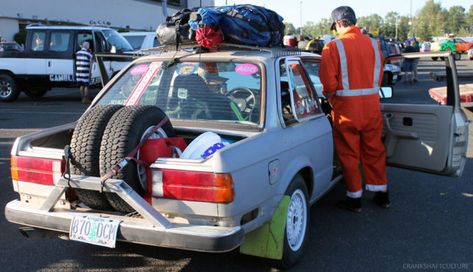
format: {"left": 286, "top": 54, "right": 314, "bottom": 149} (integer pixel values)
{"left": 69, "top": 215, "right": 120, "bottom": 248}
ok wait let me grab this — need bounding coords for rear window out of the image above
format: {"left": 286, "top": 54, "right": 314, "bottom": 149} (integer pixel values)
{"left": 98, "top": 61, "right": 262, "bottom": 125}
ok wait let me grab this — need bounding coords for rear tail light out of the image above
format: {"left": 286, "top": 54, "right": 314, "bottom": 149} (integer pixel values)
{"left": 11, "top": 156, "right": 64, "bottom": 185}
{"left": 152, "top": 169, "right": 234, "bottom": 203}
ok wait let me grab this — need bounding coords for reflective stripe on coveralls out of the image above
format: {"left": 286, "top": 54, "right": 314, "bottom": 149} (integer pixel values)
{"left": 334, "top": 38, "right": 381, "bottom": 97}
{"left": 330, "top": 35, "right": 388, "bottom": 197}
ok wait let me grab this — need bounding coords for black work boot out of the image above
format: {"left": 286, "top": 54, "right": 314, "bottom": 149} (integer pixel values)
{"left": 337, "top": 196, "right": 362, "bottom": 213}
{"left": 373, "top": 191, "right": 391, "bottom": 208}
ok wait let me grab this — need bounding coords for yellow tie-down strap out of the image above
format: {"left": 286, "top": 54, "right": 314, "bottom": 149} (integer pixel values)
{"left": 239, "top": 195, "right": 290, "bottom": 260}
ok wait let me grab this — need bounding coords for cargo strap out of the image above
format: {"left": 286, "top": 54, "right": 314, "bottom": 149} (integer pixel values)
{"left": 100, "top": 116, "right": 169, "bottom": 192}
{"left": 62, "top": 145, "right": 72, "bottom": 187}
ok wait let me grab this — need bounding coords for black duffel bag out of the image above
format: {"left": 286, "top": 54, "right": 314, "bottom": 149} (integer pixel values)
{"left": 156, "top": 8, "right": 198, "bottom": 46}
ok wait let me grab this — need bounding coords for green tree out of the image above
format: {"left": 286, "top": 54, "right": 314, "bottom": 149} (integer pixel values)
{"left": 357, "top": 14, "right": 383, "bottom": 36}
{"left": 397, "top": 16, "right": 411, "bottom": 42}
{"left": 301, "top": 18, "right": 332, "bottom": 38}
{"left": 446, "top": 6, "right": 466, "bottom": 35}
{"left": 414, "top": 0, "right": 447, "bottom": 41}
{"left": 381, "top": 12, "right": 400, "bottom": 39}
{"left": 466, "top": 5, "right": 473, "bottom": 34}
{"left": 13, "top": 29, "right": 27, "bottom": 45}
{"left": 284, "top": 22, "right": 296, "bottom": 35}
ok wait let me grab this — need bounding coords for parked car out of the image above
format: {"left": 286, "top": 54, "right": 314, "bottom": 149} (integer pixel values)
{"left": 5, "top": 47, "right": 468, "bottom": 268}
{"left": 0, "top": 42, "right": 23, "bottom": 52}
{"left": 468, "top": 48, "right": 473, "bottom": 60}
{"left": 0, "top": 24, "right": 134, "bottom": 102}
{"left": 430, "top": 38, "right": 473, "bottom": 60}
{"left": 121, "top": 31, "right": 159, "bottom": 50}
{"left": 379, "top": 37, "right": 403, "bottom": 86}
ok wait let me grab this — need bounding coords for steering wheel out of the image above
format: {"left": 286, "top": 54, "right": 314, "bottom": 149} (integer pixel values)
{"left": 226, "top": 87, "right": 256, "bottom": 119}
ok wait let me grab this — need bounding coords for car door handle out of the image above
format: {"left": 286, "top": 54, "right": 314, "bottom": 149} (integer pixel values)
{"left": 383, "top": 113, "right": 419, "bottom": 139}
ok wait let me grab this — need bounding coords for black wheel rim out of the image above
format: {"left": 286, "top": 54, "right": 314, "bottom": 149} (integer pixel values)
{"left": 0, "top": 80, "right": 12, "bottom": 98}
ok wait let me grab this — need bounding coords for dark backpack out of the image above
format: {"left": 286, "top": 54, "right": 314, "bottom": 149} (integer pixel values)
{"left": 195, "top": 5, "right": 285, "bottom": 47}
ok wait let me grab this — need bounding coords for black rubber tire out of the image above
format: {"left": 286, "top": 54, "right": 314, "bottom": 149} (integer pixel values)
{"left": 0, "top": 73, "right": 20, "bottom": 102}
{"left": 454, "top": 53, "right": 461, "bottom": 61}
{"left": 24, "top": 88, "right": 48, "bottom": 99}
{"left": 276, "top": 174, "right": 310, "bottom": 269}
{"left": 70, "top": 105, "right": 123, "bottom": 210}
{"left": 100, "top": 105, "right": 175, "bottom": 213}
{"left": 431, "top": 57, "right": 438, "bottom": 61}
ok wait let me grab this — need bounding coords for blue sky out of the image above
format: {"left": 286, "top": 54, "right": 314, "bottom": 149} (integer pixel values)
{"left": 214, "top": 0, "right": 472, "bottom": 27}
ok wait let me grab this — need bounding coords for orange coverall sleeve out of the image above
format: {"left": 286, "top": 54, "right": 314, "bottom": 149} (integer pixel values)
{"left": 320, "top": 42, "right": 340, "bottom": 99}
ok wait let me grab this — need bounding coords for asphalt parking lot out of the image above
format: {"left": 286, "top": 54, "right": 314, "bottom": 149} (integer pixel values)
{"left": 0, "top": 57, "right": 472, "bottom": 271}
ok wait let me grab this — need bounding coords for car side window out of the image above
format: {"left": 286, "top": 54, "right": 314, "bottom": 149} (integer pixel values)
{"left": 279, "top": 59, "right": 321, "bottom": 124}
{"left": 30, "top": 31, "right": 46, "bottom": 52}
{"left": 77, "top": 31, "right": 94, "bottom": 52}
{"left": 301, "top": 60, "right": 323, "bottom": 97}
{"left": 49, "top": 31, "right": 70, "bottom": 52}
{"left": 286, "top": 60, "right": 321, "bottom": 120}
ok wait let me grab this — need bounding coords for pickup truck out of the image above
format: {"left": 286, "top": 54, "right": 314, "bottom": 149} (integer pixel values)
{"left": 0, "top": 25, "right": 133, "bottom": 102}
{"left": 5, "top": 47, "right": 468, "bottom": 268}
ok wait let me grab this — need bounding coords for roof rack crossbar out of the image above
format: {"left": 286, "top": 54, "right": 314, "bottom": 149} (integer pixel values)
{"left": 132, "top": 42, "right": 302, "bottom": 58}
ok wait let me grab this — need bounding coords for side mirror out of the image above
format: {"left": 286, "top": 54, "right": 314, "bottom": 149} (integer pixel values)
{"left": 110, "top": 45, "right": 116, "bottom": 53}
{"left": 379, "top": 86, "right": 393, "bottom": 99}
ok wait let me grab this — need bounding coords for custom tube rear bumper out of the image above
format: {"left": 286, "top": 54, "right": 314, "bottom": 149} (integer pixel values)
{"left": 5, "top": 200, "right": 244, "bottom": 252}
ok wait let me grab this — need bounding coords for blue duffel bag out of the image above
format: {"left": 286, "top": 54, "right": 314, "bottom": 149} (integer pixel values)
{"left": 194, "top": 5, "right": 285, "bottom": 47}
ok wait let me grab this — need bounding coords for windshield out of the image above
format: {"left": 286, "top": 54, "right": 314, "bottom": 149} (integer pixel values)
{"left": 123, "top": 35, "right": 145, "bottom": 50}
{"left": 102, "top": 30, "right": 133, "bottom": 52}
{"left": 98, "top": 61, "right": 262, "bottom": 124}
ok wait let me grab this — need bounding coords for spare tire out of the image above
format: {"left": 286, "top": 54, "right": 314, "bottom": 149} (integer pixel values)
{"left": 70, "top": 105, "right": 123, "bottom": 210}
{"left": 100, "top": 105, "right": 175, "bottom": 213}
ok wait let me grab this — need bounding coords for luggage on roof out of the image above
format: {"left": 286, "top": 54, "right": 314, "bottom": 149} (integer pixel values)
{"left": 192, "top": 5, "right": 285, "bottom": 47}
{"left": 155, "top": 8, "right": 198, "bottom": 46}
{"left": 156, "top": 5, "right": 285, "bottom": 48}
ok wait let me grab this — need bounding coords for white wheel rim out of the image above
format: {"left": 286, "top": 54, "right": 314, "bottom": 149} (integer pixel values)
{"left": 136, "top": 126, "right": 167, "bottom": 190}
{"left": 0, "top": 80, "right": 12, "bottom": 98}
{"left": 286, "top": 188, "right": 307, "bottom": 252}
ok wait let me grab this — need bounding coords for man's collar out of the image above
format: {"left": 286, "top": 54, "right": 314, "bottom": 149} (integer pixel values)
{"left": 338, "top": 26, "right": 360, "bottom": 37}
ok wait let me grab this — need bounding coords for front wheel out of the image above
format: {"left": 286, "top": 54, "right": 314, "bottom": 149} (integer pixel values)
{"left": 277, "top": 174, "right": 310, "bottom": 269}
{"left": 454, "top": 53, "right": 461, "bottom": 61}
{"left": 0, "top": 74, "right": 20, "bottom": 102}
{"left": 431, "top": 57, "right": 438, "bottom": 61}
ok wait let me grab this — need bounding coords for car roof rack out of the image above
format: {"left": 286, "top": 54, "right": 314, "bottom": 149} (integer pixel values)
{"left": 133, "top": 42, "right": 302, "bottom": 58}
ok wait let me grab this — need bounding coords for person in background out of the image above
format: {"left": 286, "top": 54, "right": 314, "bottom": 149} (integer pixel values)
{"left": 320, "top": 6, "right": 389, "bottom": 213}
{"left": 75, "top": 41, "right": 93, "bottom": 103}
{"left": 32, "top": 33, "right": 44, "bottom": 51}
{"left": 410, "top": 39, "right": 420, "bottom": 82}
{"left": 402, "top": 40, "right": 418, "bottom": 84}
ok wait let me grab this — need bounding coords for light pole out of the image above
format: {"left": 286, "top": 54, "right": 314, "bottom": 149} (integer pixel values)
{"left": 299, "top": 1, "right": 303, "bottom": 35}
{"left": 409, "top": 0, "right": 413, "bottom": 37}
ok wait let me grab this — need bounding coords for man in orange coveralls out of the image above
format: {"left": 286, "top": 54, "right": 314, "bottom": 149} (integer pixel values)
{"left": 320, "top": 6, "right": 390, "bottom": 212}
